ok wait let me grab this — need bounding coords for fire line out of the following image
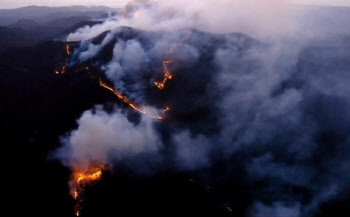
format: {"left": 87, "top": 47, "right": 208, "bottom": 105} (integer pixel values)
{"left": 99, "top": 79, "right": 164, "bottom": 120}
{"left": 154, "top": 34, "right": 191, "bottom": 89}
{"left": 71, "top": 165, "right": 106, "bottom": 216}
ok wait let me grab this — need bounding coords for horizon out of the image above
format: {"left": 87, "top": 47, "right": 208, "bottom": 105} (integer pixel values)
{"left": 0, "top": 0, "right": 350, "bottom": 9}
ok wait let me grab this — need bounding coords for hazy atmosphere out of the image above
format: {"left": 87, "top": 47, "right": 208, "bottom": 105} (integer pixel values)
{"left": 2, "top": 1, "right": 350, "bottom": 217}
{"left": 1, "top": 0, "right": 350, "bottom": 8}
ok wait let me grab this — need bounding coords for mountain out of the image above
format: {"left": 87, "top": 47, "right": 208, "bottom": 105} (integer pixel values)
{"left": 1, "top": 4, "right": 350, "bottom": 217}
{"left": 0, "top": 6, "right": 108, "bottom": 50}
{"left": 0, "top": 26, "right": 40, "bottom": 47}
{"left": 9, "top": 19, "right": 42, "bottom": 31}
{"left": 0, "top": 5, "right": 114, "bottom": 26}
{"left": 2, "top": 24, "right": 350, "bottom": 217}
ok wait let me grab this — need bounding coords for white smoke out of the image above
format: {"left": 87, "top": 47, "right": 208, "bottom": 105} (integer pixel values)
{"left": 78, "top": 30, "right": 115, "bottom": 62}
{"left": 57, "top": 106, "right": 161, "bottom": 167}
{"left": 56, "top": 1, "right": 350, "bottom": 216}
{"left": 67, "top": 0, "right": 299, "bottom": 41}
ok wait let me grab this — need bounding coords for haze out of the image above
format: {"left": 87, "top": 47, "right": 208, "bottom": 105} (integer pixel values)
{"left": 0, "top": 0, "right": 350, "bottom": 9}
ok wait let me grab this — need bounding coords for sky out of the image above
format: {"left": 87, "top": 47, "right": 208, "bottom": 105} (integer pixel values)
{"left": 0, "top": 0, "right": 349, "bottom": 9}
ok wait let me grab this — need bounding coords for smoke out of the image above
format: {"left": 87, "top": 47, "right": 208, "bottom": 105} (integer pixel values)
{"left": 55, "top": 1, "right": 350, "bottom": 216}
{"left": 56, "top": 106, "right": 161, "bottom": 167}
{"left": 67, "top": 0, "right": 298, "bottom": 41}
{"left": 173, "top": 131, "right": 212, "bottom": 171}
{"left": 249, "top": 202, "right": 302, "bottom": 217}
{"left": 78, "top": 31, "right": 115, "bottom": 62}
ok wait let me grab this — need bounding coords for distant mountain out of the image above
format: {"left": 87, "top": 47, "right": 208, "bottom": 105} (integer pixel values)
{"left": 0, "top": 5, "right": 115, "bottom": 26}
{"left": 0, "top": 26, "right": 39, "bottom": 48}
{"left": 0, "top": 6, "right": 109, "bottom": 50}
{"left": 59, "top": 20, "right": 102, "bottom": 39}
{"left": 9, "top": 19, "right": 42, "bottom": 31}
{"left": 45, "top": 16, "right": 91, "bottom": 29}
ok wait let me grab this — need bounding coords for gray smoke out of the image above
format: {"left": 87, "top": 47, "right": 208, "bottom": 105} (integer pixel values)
{"left": 56, "top": 1, "right": 350, "bottom": 216}
{"left": 57, "top": 106, "right": 161, "bottom": 167}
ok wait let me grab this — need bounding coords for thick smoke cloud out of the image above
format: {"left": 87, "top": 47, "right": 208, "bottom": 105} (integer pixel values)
{"left": 67, "top": 0, "right": 298, "bottom": 41}
{"left": 56, "top": 1, "right": 350, "bottom": 217}
{"left": 57, "top": 106, "right": 161, "bottom": 167}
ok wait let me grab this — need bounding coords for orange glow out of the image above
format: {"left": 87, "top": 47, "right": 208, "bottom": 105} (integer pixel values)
{"left": 71, "top": 165, "right": 106, "bottom": 216}
{"left": 66, "top": 44, "right": 72, "bottom": 55}
{"left": 99, "top": 79, "right": 164, "bottom": 120}
{"left": 154, "top": 34, "right": 191, "bottom": 89}
{"left": 154, "top": 59, "right": 173, "bottom": 89}
{"left": 55, "top": 65, "right": 67, "bottom": 75}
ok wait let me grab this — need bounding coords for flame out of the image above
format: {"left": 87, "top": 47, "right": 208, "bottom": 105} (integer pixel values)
{"left": 71, "top": 165, "right": 106, "bottom": 216}
{"left": 154, "top": 34, "right": 191, "bottom": 89}
{"left": 66, "top": 44, "right": 72, "bottom": 55}
{"left": 99, "top": 79, "right": 164, "bottom": 120}
{"left": 154, "top": 60, "right": 173, "bottom": 89}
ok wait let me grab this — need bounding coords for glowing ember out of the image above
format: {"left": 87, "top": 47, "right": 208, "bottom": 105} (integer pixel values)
{"left": 55, "top": 65, "right": 67, "bottom": 74}
{"left": 66, "top": 44, "right": 72, "bottom": 55}
{"left": 71, "top": 165, "right": 106, "bottom": 216}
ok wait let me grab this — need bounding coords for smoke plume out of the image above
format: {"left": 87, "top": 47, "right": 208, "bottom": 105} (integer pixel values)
{"left": 55, "top": 1, "right": 350, "bottom": 216}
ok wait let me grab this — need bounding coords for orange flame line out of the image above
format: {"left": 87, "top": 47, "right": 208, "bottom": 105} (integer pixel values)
{"left": 154, "top": 34, "right": 191, "bottom": 90}
{"left": 99, "top": 79, "right": 163, "bottom": 120}
{"left": 71, "top": 165, "right": 106, "bottom": 216}
{"left": 154, "top": 60, "right": 173, "bottom": 89}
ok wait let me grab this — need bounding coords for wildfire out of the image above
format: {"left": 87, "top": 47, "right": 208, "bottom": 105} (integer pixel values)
{"left": 71, "top": 165, "right": 107, "bottom": 216}
{"left": 154, "top": 34, "right": 191, "bottom": 90}
{"left": 66, "top": 44, "right": 72, "bottom": 55}
{"left": 99, "top": 79, "right": 164, "bottom": 120}
{"left": 154, "top": 60, "right": 173, "bottom": 89}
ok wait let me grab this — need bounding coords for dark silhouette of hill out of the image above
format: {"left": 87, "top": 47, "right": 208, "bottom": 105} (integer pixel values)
{"left": 0, "top": 6, "right": 107, "bottom": 50}
{"left": 0, "top": 26, "right": 40, "bottom": 47}
{"left": 0, "top": 5, "right": 113, "bottom": 25}
{"left": 9, "top": 19, "right": 42, "bottom": 30}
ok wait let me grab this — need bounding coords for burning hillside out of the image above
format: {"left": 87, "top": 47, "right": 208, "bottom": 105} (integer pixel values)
{"left": 50, "top": 20, "right": 350, "bottom": 217}
{"left": 0, "top": 1, "right": 342, "bottom": 217}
